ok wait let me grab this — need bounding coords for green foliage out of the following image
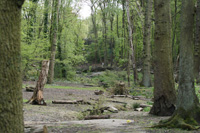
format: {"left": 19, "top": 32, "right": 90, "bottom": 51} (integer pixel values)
{"left": 133, "top": 103, "right": 140, "bottom": 109}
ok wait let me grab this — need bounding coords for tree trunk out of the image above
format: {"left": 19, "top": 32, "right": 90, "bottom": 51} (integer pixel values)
{"left": 150, "top": 0, "right": 176, "bottom": 116}
{"left": 194, "top": 0, "right": 200, "bottom": 83}
{"left": 154, "top": 0, "right": 200, "bottom": 130}
{"left": 141, "top": 0, "right": 153, "bottom": 87}
{"left": 48, "top": 0, "right": 60, "bottom": 84}
{"left": 0, "top": 1, "right": 25, "bottom": 132}
{"left": 28, "top": 60, "right": 50, "bottom": 105}
{"left": 126, "top": 0, "right": 138, "bottom": 84}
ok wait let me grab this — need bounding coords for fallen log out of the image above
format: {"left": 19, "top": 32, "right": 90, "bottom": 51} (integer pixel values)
{"left": 52, "top": 100, "right": 91, "bottom": 105}
{"left": 94, "top": 90, "right": 104, "bottom": 95}
{"left": 25, "top": 125, "right": 48, "bottom": 133}
{"left": 108, "top": 106, "right": 118, "bottom": 113}
{"left": 140, "top": 104, "right": 152, "bottom": 108}
{"left": 106, "top": 100, "right": 127, "bottom": 104}
{"left": 84, "top": 115, "right": 110, "bottom": 120}
{"left": 25, "top": 86, "right": 35, "bottom": 92}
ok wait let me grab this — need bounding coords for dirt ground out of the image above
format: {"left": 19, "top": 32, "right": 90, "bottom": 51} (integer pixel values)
{"left": 23, "top": 81, "right": 199, "bottom": 133}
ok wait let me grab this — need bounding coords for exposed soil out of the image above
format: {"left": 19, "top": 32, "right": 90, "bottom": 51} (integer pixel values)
{"left": 23, "top": 81, "right": 199, "bottom": 133}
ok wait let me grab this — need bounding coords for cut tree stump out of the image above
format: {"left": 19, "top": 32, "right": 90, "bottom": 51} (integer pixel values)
{"left": 84, "top": 115, "right": 110, "bottom": 120}
{"left": 27, "top": 60, "right": 50, "bottom": 105}
{"left": 52, "top": 100, "right": 91, "bottom": 105}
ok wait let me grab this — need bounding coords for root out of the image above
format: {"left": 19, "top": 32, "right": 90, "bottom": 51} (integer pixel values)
{"left": 152, "top": 114, "right": 200, "bottom": 130}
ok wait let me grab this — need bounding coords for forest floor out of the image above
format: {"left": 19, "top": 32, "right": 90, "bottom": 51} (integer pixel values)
{"left": 23, "top": 81, "right": 199, "bottom": 133}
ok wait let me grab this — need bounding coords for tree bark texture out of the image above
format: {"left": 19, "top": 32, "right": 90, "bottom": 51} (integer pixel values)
{"left": 150, "top": 0, "right": 176, "bottom": 116}
{"left": 141, "top": 0, "right": 153, "bottom": 87}
{"left": 194, "top": 0, "right": 200, "bottom": 83}
{"left": 28, "top": 60, "right": 50, "bottom": 105}
{"left": 153, "top": 0, "right": 200, "bottom": 130}
{"left": 48, "top": 0, "right": 60, "bottom": 84}
{"left": 126, "top": 0, "right": 138, "bottom": 84}
{"left": 0, "top": 1, "right": 25, "bottom": 132}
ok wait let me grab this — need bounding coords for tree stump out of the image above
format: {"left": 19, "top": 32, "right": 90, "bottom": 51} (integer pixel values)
{"left": 27, "top": 60, "right": 50, "bottom": 105}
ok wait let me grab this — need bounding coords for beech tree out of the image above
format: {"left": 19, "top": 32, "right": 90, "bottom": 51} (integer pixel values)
{"left": 150, "top": 0, "right": 176, "bottom": 116}
{"left": 48, "top": 0, "right": 60, "bottom": 84}
{"left": 141, "top": 0, "right": 153, "bottom": 87}
{"left": 0, "top": 0, "right": 25, "bottom": 132}
{"left": 154, "top": 0, "right": 200, "bottom": 130}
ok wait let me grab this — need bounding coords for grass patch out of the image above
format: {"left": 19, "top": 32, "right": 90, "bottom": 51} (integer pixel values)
{"left": 45, "top": 85, "right": 103, "bottom": 91}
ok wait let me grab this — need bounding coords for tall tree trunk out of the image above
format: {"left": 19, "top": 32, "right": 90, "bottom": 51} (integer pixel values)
{"left": 43, "top": 0, "right": 49, "bottom": 38}
{"left": 150, "top": 0, "right": 176, "bottom": 116}
{"left": 48, "top": 0, "right": 60, "bottom": 84}
{"left": 141, "top": 0, "right": 153, "bottom": 87}
{"left": 28, "top": 60, "right": 50, "bottom": 105}
{"left": 126, "top": 0, "right": 138, "bottom": 84}
{"left": 194, "top": 0, "right": 200, "bottom": 83}
{"left": 0, "top": 1, "right": 25, "bottom": 132}
{"left": 154, "top": 0, "right": 200, "bottom": 130}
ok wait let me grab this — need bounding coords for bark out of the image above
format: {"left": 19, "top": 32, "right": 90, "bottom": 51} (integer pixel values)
{"left": 48, "top": 0, "right": 60, "bottom": 84}
{"left": 194, "top": 0, "right": 200, "bottom": 83}
{"left": 126, "top": 0, "right": 138, "bottom": 84}
{"left": 150, "top": 0, "right": 176, "bottom": 116}
{"left": 153, "top": 1, "right": 200, "bottom": 130}
{"left": 28, "top": 60, "right": 50, "bottom": 105}
{"left": 0, "top": 1, "right": 24, "bottom": 132}
{"left": 141, "top": 0, "right": 153, "bottom": 87}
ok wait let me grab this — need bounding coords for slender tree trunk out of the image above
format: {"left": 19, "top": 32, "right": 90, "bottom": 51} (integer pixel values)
{"left": 141, "top": 0, "right": 153, "bottom": 87}
{"left": 0, "top": 1, "right": 25, "bottom": 132}
{"left": 126, "top": 0, "right": 138, "bottom": 84}
{"left": 43, "top": 0, "right": 49, "bottom": 38}
{"left": 150, "top": 0, "right": 176, "bottom": 116}
{"left": 48, "top": 0, "right": 60, "bottom": 84}
{"left": 194, "top": 0, "right": 200, "bottom": 83}
{"left": 28, "top": 60, "right": 50, "bottom": 105}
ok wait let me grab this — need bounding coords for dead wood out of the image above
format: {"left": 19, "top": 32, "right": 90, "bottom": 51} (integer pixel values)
{"left": 140, "top": 104, "right": 152, "bottom": 108}
{"left": 84, "top": 115, "right": 110, "bottom": 120}
{"left": 27, "top": 60, "right": 50, "bottom": 105}
{"left": 94, "top": 90, "right": 104, "bottom": 95}
{"left": 106, "top": 100, "right": 127, "bottom": 104}
{"left": 25, "top": 125, "right": 48, "bottom": 133}
{"left": 25, "top": 86, "right": 35, "bottom": 92}
{"left": 52, "top": 100, "right": 91, "bottom": 105}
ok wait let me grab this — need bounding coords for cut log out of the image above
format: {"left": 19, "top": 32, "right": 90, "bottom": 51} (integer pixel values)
{"left": 132, "top": 96, "right": 146, "bottom": 100}
{"left": 106, "top": 100, "right": 127, "bottom": 104}
{"left": 140, "top": 104, "right": 152, "bottom": 108}
{"left": 52, "top": 100, "right": 91, "bottom": 105}
{"left": 27, "top": 60, "right": 50, "bottom": 105}
{"left": 135, "top": 107, "right": 143, "bottom": 111}
{"left": 25, "top": 86, "right": 35, "bottom": 92}
{"left": 84, "top": 115, "right": 110, "bottom": 120}
{"left": 108, "top": 106, "right": 118, "bottom": 113}
{"left": 94, "top": 90, "right": 104, "bottom": 95}
{"left": 25, "top": 125, "right": 48, "bottom": 133}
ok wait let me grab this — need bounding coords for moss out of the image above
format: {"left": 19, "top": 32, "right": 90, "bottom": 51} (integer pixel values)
{"left": 152, "top": 108, "right": 200, "bottom": 130}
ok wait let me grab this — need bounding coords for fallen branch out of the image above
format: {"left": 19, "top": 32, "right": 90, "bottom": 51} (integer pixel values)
{"left": 52, "top": 100, "right": 91, "bottom": 105}
{"left": 84, "top": 115, "right": 110, "bottom": 120}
